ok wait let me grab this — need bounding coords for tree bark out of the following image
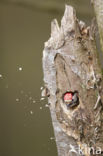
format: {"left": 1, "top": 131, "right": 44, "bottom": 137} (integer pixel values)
{"left": 92, "top": 0, "right": 103, "bottom": 54}
{"left": 42, "top": 5, "right": 103, "bottom": 156}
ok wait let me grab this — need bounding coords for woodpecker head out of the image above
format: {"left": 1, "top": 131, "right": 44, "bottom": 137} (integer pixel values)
{"left": 63, "top": 90, "right": 79, "bottom": 108}
{"left": 63, "top": 91, "right": 73, "bottom": 103}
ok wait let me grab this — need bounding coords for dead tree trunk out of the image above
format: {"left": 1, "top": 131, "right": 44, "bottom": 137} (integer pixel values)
{"left": 42, "top": 5, "right": 103, "bottom": 156}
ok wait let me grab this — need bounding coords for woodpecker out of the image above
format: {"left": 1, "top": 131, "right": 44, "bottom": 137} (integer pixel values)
{"left": 63, "top": 91, "right": 79, "bottom": 108}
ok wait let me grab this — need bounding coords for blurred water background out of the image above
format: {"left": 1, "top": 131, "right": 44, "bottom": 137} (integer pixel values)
{"left": 0, "top": 0, "right": 94, "bottom": 156}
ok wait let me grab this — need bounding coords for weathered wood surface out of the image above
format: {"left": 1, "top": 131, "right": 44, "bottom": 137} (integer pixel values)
{"left": 93, "top": 0, "right": 103, "bottom": 54}
{"left": 42, "top": 5, "right": 103, "bottom": 156}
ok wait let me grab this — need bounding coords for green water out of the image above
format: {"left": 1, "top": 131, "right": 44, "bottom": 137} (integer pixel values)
{"left": 0, "top": 1, "right": 94, "bottom": 156}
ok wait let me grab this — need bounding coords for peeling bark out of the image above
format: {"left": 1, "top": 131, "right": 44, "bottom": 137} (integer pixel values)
{"left": 42, "top": 5, "right": 103, "bottom": 156}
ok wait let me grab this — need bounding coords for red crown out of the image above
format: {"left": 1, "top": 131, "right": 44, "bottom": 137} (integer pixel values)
{"left": 63, "top": 92, "right": 72, "bottom": 102}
